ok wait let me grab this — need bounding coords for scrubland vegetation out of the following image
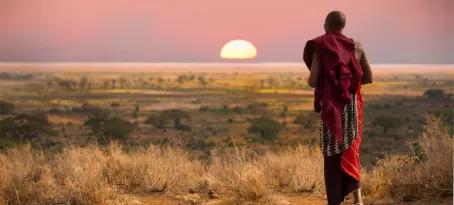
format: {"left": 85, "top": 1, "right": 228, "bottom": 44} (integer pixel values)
{"left": 0, "top": 65, "right": 452, "bottom": 204}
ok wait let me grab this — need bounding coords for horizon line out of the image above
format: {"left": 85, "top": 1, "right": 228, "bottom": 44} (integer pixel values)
{"left": 0, "top": 62, "right": 453, "bottom": 69}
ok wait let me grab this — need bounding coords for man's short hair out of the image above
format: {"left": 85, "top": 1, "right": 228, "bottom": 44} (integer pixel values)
{"left": 326, "top": 11, "right": 346, "bottom": 29}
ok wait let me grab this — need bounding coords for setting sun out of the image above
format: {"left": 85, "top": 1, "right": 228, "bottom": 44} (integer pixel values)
{"left": 220, "top": 40, "right": 257, "bottom": 59}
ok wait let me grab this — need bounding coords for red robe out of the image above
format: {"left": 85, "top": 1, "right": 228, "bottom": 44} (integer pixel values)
{"left": 303, "top": 31, "right": 362, "bottom": 181}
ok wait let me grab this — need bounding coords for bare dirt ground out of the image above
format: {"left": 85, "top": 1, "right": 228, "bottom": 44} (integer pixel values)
{"left": 132, "top": 194, "right": 327, "bottom": 205}
{"left": 131, "top": 194, "right": 453, "bottom": 205}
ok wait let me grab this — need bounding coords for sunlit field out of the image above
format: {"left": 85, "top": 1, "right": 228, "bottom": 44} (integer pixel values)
{"left": 0, "top": 63, "right": 452, "bottom": 204}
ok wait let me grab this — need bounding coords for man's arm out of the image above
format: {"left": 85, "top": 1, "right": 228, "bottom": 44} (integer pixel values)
{"left": 357, "top": 42, "right": 373, "bottom": 85}
{"left": 308, "top": 52, "right": 320, "bottom": 88}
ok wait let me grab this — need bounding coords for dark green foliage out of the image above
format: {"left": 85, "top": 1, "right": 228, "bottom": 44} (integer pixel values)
{"left": 247, "top": 117, "right": 284, "bottom": 140}
{"left": 161, "top": 109, "right": 191, "bottom": 129}
{"left": 233, "top": 106, "right": 244, "bottom": 114}
{"left": 0, "top": 112, "right": 55, "bottom": 142}
{"left": 185, "top": 139, "right": 216, "bottom": 150}
{"left": 280, "top": 112, "right": 287, "bottom": 118}
{"left": 198, "top": 76, "right": 207, "bottom": 86}
{"left": 369, "top": 104, "right": 381, "bottom": 109}
{"left": 293, "top": 112, "right": 319, "bottom": 129}
{"left": 145, "top": 113, "right": 169, "bottom": 128}
{"left": 145, "top": 109, "right": 191, "bottom": 130}
{"left": 110, "top": 102, "right": 121, "bottom": 107}
{"left": 247, "top": 103, "right": 268, "bottom": 114}
{"left": 219, "top": 105, "right": 229, "bottom": 114}
{"left": 199, "top": 106, "right": 210, "bottom": 112}
{"left": 177, "top": 74, "right": 189, "bottom": 84}
{"left": 293, "top": 114, "right": 305, "bottom": 125}
{"left": 84, "top": 117, "right": 136, "bottom": 144}
{"left": 412, "top": 142, "right": 424, "bottom": 161}
{"left": 0, "top": 72, "right": 33, "bottom": 80}
{"left": 72, "top": 103, "right": 106, "bottom": 117}
{"left": 423, "top": 89, "right": 445, "bottom": 99}
{"left": 283, "top": 105, "right": 288, "bottom": 112}
{"left": 0, "top": 139, "right": 18, "bottom": 150}
{"left": 176, "top": 124, "right": 191, "bottom": 132}
{"left": 372, "top": 116, "right": 402, "bottom": 134}
{"left": 0, "top": 101, "right": 15, "bottom": 115}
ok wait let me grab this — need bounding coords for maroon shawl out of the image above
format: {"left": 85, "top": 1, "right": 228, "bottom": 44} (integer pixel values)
{"left": 303, "top": 31, "right": 362, "bottom": 142}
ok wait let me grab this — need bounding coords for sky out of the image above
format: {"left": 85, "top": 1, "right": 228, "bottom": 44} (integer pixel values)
{"left": 0, "top": 0, "right": 453, "bottom": 64}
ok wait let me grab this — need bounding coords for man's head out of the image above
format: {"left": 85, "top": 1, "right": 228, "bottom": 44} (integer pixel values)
{"left": 324, "top": 11, "right": 346, "bottom": 33}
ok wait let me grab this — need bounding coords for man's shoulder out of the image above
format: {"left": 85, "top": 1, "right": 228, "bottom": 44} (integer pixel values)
{"left": 308, "top": 34, "right": 330, "bottom": 42}
{"left": 354, "top": 40, "right": 365, "bottom": 52}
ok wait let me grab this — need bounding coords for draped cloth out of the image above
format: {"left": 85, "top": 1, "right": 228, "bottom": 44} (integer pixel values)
{"left": 303, "top": 31, "right": 363, "bottom": 205}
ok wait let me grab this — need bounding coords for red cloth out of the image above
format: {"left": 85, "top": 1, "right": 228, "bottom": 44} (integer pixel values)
{"left": 303, "top": 31, "right": 362, "bottom": 142}
{"left": 341, "top": 86, "right": 362, "bottom": 181}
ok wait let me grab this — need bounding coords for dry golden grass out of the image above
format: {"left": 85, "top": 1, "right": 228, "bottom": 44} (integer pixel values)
{"left": 0, "top": 116, "right": 451, "bottom": 205}
{"left": 103, "top": 143, "right": 204, "bottom": 193}
{"left": 362, "top": 115, "right": 453, "bottom": 201}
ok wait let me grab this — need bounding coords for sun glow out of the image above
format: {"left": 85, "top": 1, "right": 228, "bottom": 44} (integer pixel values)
{"left": 220, "top": 40, "right": 257, "bottom": 59}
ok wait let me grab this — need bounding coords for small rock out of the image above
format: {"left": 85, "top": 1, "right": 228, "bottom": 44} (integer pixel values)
{"left": 208, "top": 190, "right": 218, "bottom": 199}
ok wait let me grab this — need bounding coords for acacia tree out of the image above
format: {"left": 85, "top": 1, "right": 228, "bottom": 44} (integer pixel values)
{"left": 0, "top": 112, "right": 55, "bottom": 142}
{"left": 247, "top": 117, "right": 284, "bottom": 140}
{"left": 145, "top": 109, "right": 191, "bottom": 130}
{"left": 423, "top": 89, "right": 445, "bottom": 99}
{"left": 161, "top": 109, "right": 191, "bottom": 129}
{"left": 84, "top": 117, "right": 136, "bottom": 144}
{"left": 79, "top": 75, "right": 88, "bottom": 91}
{"left": 198, "top": 76, "right": 207, "bottom": 88}
{"left": 103, "top": 79, "right": 110, "bottom": 89}
{"left": 118, "top": 77, "right": 128, "bottom": 88}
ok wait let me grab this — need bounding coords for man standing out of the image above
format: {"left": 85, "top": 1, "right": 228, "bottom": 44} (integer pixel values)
{"left": 303, "top": 11, "right": 373, "bottom": 205}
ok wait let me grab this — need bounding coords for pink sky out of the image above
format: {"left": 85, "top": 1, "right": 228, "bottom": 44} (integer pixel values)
{"left": 0, "top": 0, "right": 453, "bottom": 63}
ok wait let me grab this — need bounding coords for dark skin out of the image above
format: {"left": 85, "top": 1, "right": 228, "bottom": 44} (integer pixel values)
{"left": 308, "top": 11, "right": 373, "bottom": 88}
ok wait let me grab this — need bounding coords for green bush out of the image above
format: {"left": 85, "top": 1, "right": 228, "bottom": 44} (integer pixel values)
{"left": 247, "top": 117, "right": 284, "bottom": 140}
{"left": 0, "top": 112, "right": 55, "bottom": 142}
{"left": 145, "top": 109, "right": 191, "bottom": 130}
{"left": 84, "top": 117, "right": 136, "bottom": 144}
{"left": 0, "top": 101, "right": 15, "bottom": 115}
{"left": 233, "top": 106, "right": 244, "bottom": 114}
{"left": 372, "top": 116, "right": 402, "bottom": 134}
{"left": 199, "top": 106, "right": 210, "bottom": 112}
{"left": 423, "top": 89, "right": 445, "bottom": 99}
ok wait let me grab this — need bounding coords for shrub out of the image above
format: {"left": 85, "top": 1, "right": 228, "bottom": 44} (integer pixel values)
{"left": 0, "top": 112, "right": 55, "bottom": 142}
{"left": 199, "top": 106, "right": 210, "bottom": 112}
{"left": 233, "top": 106, "right": 244, "bottom": 114}
{"left": 0, "top": 101, "right": 14, "bottom": 115}
{"left": 423, "top": 89, "right": 445, "bottom": 99}
{"left": 372, "top": 116, "right": 402, "bottom": 134}
{"left": 84, "top": 117, "right": 136, "bottom": 143}
{"left": 248, "top": 117, "right": 284, "bottom": 140}
{"left": 363, "top": 115, "right": 453, "bottom": 201}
